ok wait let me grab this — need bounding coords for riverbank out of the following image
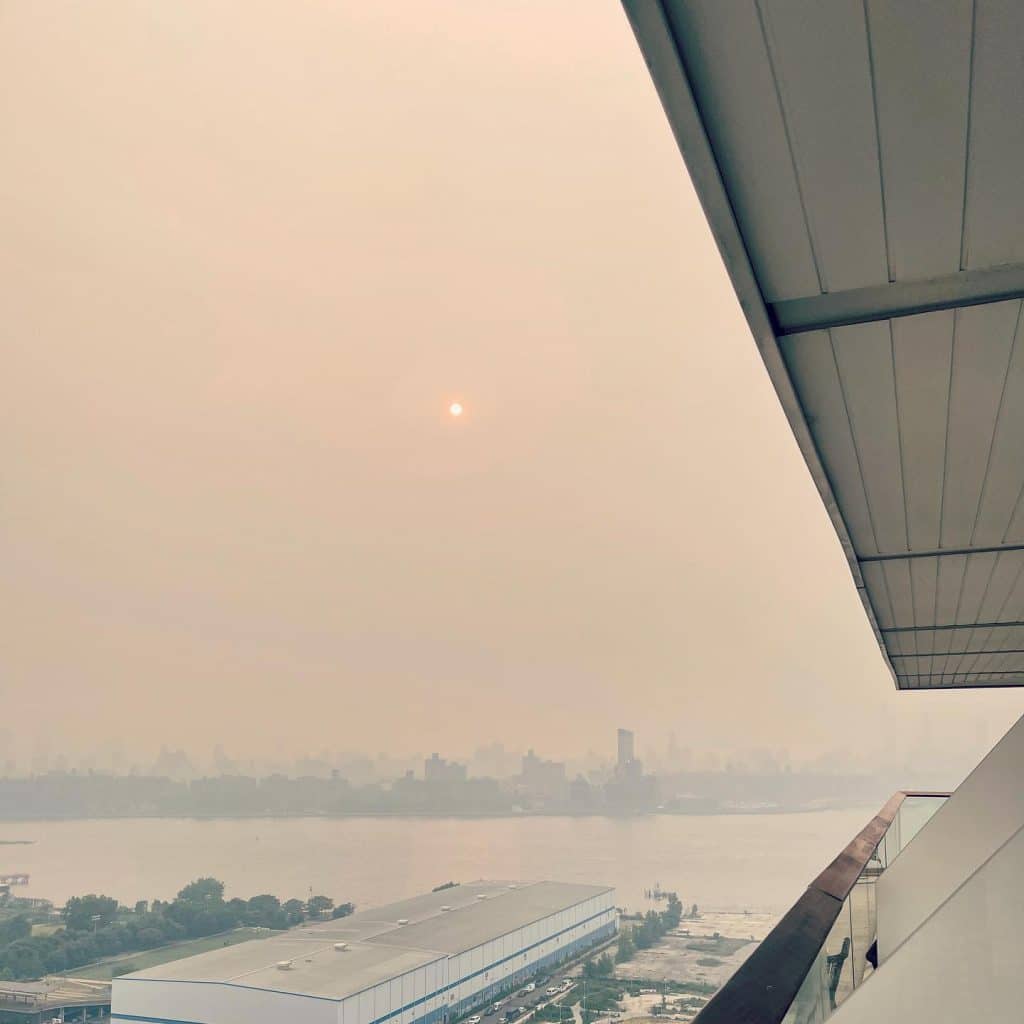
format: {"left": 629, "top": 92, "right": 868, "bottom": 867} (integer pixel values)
{"left": 0, "top": 803, "right": 875, "bottom": 823}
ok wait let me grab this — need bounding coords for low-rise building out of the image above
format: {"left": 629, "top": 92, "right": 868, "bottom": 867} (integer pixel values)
{"left": 112, "top": 880, "right": 616, "bottom": 1024}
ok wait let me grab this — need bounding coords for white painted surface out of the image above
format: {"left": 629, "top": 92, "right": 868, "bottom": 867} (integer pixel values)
{"left": 866, "top": 0, "right": 972, "bottom": 280}
{"left": 830, "top": 817, "right": 1024, "bottom": 1022}
{"left": 759, "top": 0, "right": 888, "bottom": 292}
{"left": 877, "top": 712, "right": 1024, "bottom": 958}
{"left": 113, "top": 977, "right": 342, "bottom": 1024}
{"left": 963, "top": 0, "right": 1024, "bottom": 268}
{"left": 666, "top": 0, "right": 820, "bottom": 301}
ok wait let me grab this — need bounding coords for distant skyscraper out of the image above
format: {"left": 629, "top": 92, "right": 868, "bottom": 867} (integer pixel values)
{"left": 520, "top": 749, "right": 567, "bottom": 803}
{"left": 617, "top": 729, "right": 635, "bottom": 768}
{"left": 424, "top": 753, "right": 467, "bottom": 783}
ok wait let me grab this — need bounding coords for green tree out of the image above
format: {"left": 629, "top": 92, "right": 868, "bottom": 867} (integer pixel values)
{"left": 306, "top": 895, "right": 334, "bottom": 920}
{"left": 62, "top": 895, "right": 119, "bottom": 932}
{"left": 331, "top": 902, "right": 355, "bottom": 919}
{"left": 0, "top": 916, "right": 30, "bottom": 944}
{"left": 2, "top": 941, "right": 45, "bottom": 980}
{"left": 664, "top": 895, "right": 682, "bottom": 928}
{"left": 176, "top": 878, "right": 225, "bottom": 903}
{"left": 283, "top": 899, "right": 306, "bottom": 925}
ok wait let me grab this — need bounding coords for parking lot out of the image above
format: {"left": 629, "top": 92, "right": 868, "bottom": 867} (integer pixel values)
{"left": 463, "top": 974, "right": 578, "bottom": 1024}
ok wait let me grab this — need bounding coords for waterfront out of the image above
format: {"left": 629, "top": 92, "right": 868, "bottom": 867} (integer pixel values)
{"left": 1, "top": 809, "right": 875, "bottom": 913}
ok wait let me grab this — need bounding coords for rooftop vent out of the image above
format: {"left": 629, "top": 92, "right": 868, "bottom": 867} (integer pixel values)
{"left": 334, "top": 943, "right": 349, "bottom": 952}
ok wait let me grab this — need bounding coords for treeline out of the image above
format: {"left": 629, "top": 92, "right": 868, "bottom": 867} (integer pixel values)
{"left": 0, "top": 774, "right": 352, "bottom": 818}
{"left": 615, "top": 894, "right": 683, "bottom": 963}
{"left": 0, "top": 773, "right": 514, "bottom": 819}
{"left": 0, "top": 877, "right": 353, "bottom": 981}
{"left": 576, "top": 898, "right": 685, "bottom": 984}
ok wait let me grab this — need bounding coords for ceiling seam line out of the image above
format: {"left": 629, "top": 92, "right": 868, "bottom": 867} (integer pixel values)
{"left": 996, "top": 300, "right": 1024, "bottom": 548}
{"left": 958, "top": 0, "right": 978, "bottom": 272}
{"left": 966, "top": 555, "right": 1024, "bottom": 678}
{"left": 966, "top": 301, "right": 1020, "bottom": 549}
{"left": 861, "top": 0, "right": 893, "bottom": 283}
{"left": 939, "top": 310, "right": 961, "bottom": 678}
{"left": 827, "top": 329, "right": 896, "bottom": 631}
{"left": 752, "top": 0, "right": 827, "bottom": 294}
{"left": 888, "top": 319, "right": 917, "bottom": 664}
{"left": 960, "top": 304, "right": 1023, "bottom": 677}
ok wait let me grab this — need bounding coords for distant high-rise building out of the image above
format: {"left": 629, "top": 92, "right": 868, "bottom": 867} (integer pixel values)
{"left": 424, "top": 753, "right": 467, "bottom": 783}
{"left": 607, "top": 728, "right": 652, "bottom": 812}
{"left": 617, "top": 728, "right": 635, "bottom": 769}
{"left": 520, "top": 749, "right": 567, "bottom": 803}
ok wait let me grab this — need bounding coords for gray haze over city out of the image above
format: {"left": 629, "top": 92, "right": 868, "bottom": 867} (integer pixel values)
{"left": 3, "top": 2, "right": 1022, "bottom": 792}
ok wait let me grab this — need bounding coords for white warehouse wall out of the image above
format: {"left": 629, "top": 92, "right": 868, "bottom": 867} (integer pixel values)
{"left": 113, "top": 977, "right": 342, "bottom": 1024}
{"left": 341, "top": 959, "right": 449, "bottom": 1024}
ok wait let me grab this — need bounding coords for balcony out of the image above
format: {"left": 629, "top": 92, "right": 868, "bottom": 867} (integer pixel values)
{"left": 691, "top": 792, "right": 947, "bottom": 1024}
{"left": 692, "top": 712, "right": 1024, "bottom": 1023}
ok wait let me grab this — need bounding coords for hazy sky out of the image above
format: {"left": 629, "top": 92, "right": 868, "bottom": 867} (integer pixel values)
{"left": 3, "top": 2, "right": 1021, "bottom": 777}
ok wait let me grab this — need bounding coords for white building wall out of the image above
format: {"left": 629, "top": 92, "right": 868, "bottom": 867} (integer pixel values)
{"left": 829, "top": 822, "right": 1024, "bottom": 1023}
{"left": 440, "top": 892, "right": 616, "bottom": 1013}
{"left": 340, "top": 961, "right": 448, "bottom": 1024}
{"left": 112, "top": 977, "right": 341, "bottom": 1024}
{"left": 876, "top": 712, "right": 1024, "bottom": 959}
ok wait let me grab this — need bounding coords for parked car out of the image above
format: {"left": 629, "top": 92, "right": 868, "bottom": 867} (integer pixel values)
{"left": 468, "top": 1016, "right": 482, "bottom": 1023}
{"left": 545, "top": 988, "right": 559, "bottom": 997}
{"left": 524, "top": 983, "right": 536, "bottom": 993}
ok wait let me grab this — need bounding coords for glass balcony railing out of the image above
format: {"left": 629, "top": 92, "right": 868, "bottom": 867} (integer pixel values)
{"left": 694, "top": 791, "right": 948, "bottom": 1024}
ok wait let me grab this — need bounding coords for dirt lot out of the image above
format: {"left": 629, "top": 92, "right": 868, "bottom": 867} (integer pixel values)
{"left": 614, "top": 910, "right": 777, "bottom": 990}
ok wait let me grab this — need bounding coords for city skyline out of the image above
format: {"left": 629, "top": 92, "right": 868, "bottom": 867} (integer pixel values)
{"left": 0, "top": 721, "right": 992, "bottom": 791}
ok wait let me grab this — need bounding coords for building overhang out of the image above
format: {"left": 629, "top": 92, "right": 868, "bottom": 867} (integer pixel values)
{"left": 623, "top": 0, "right": 1024, "bottom": 689}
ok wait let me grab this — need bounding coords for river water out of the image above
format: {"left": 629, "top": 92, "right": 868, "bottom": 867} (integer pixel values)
{"left": 0, "top": 809, "right": 875, "bottom": 915}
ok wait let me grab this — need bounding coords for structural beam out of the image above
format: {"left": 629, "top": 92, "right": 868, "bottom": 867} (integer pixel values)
{"left": 859, "top": 542, "right": 1024, "bottom": 563}
{"left": 890, "top": 650, "right": 1024, "bottom": 658}
{"left": 880, "top": 621, "right": 1024, "bottom": 634}
{"left": 771, "top": 263, "right": 1024, "bottom": 335}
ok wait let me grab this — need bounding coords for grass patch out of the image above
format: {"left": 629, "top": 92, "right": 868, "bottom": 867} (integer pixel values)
{"left": 65, "top": 928, "right": 272, "bottom": 980}
{"left": 685, "top": 936, "right": 751, "bottom": 957}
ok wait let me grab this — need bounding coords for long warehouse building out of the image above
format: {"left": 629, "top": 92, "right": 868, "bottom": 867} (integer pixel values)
{"left": 112, "top": 880, "right": 617, "bottom": 1024}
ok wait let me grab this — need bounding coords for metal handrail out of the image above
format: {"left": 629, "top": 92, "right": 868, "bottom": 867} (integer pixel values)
{"left": 692, "top": 791, "right": 947, "bottom": 1024}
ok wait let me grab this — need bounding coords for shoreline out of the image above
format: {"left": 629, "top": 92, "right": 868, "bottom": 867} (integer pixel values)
{"left": 0, "top": 804, "right": 878, "bottom": 824}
